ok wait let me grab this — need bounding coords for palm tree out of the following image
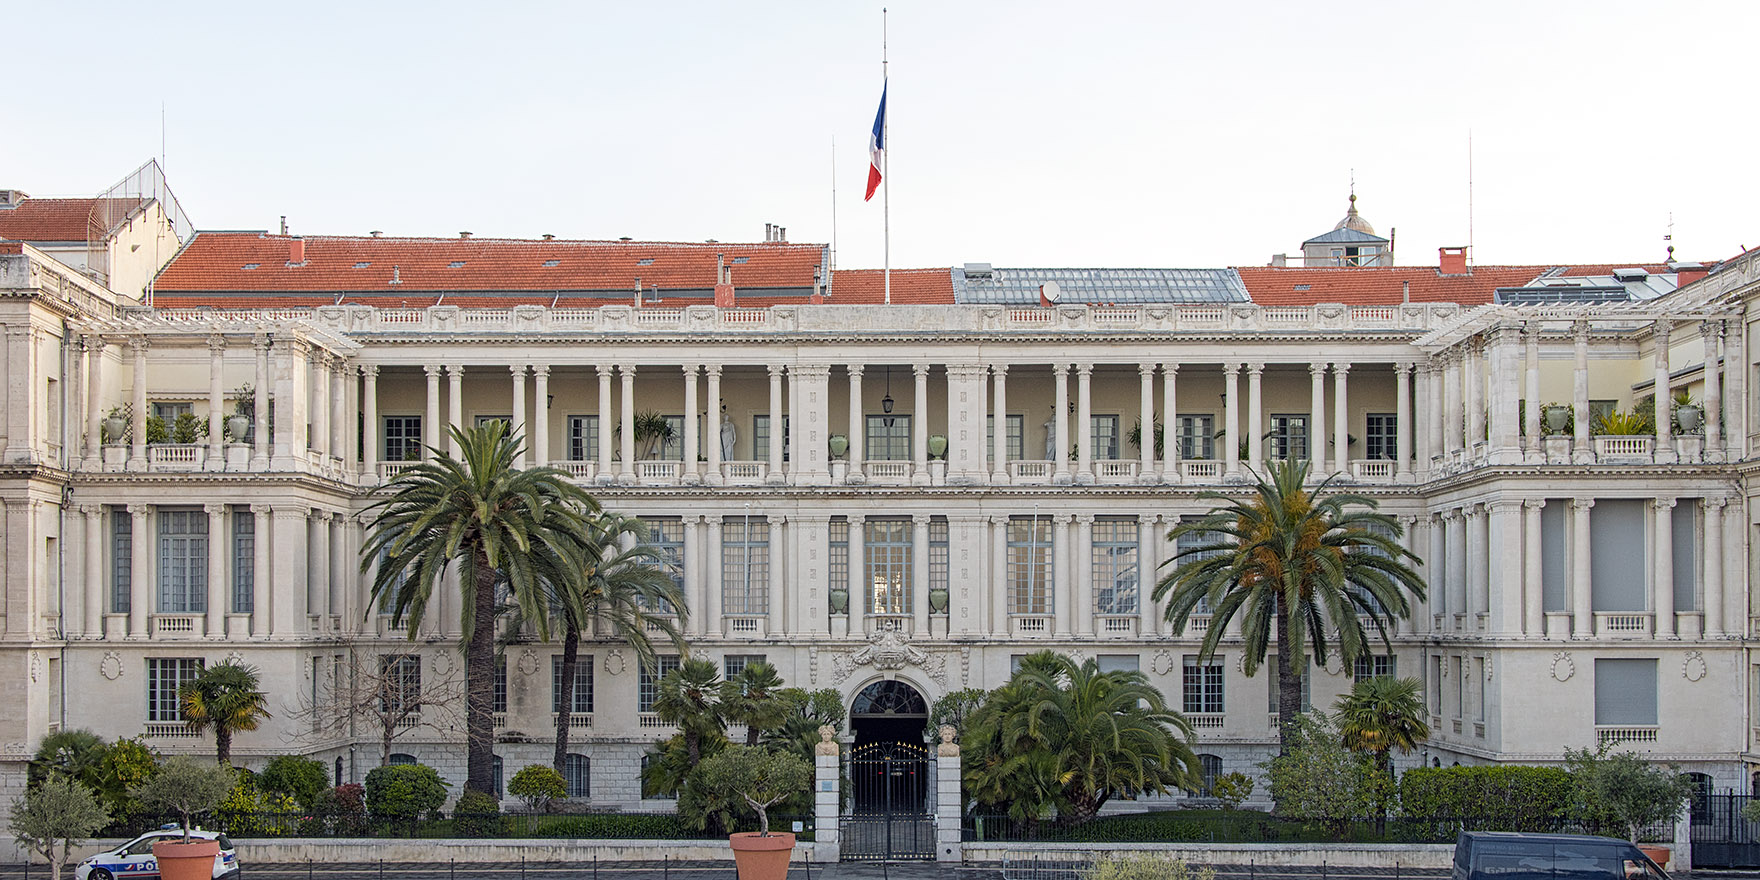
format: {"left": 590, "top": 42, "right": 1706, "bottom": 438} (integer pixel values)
{"left": 1155, "top": 458, "right": 1426, "bottom": 757}
{"left": 721, "top": 660, "right": 788, "bottom": 747}
{"left": 179, "top": 661, "right": 271, "bottom": 765}
{"left": 963, "top": 650, "right": 1198, "bottom": 827}
{"left": 652, "top": 657, "right": 726, "bottom": 766}
{"left": 548, "top": 511, "right": 686, "bottom": 775}
{"left": 1336, "top": 674, "right": 1429, "bottom": 780}
{"left": 363, "top": 422, "right": 599, "bottom": 796}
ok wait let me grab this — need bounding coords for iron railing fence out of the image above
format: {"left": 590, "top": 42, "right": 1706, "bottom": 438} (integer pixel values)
{"left": 964, "top": 812, "right": 1673, "bottom": 844}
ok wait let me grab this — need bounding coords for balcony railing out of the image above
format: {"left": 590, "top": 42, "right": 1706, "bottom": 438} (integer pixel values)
{"left": 635, "top": 461, "right": 681, "bottom": 485}
{"left": 1093, "top": 460, "right": 1139, "bottom": 483}
{"left": 1008, "top": 460, "right": 1053, "bottom": 484}
{"left": 865, "top": 460, "right": 913, "bottom": 483}
{"left": 1181, "top": 460, "right": 1223, "bottom": 480}
{"left": 554, "top": 712, "right": 593, "bottom": 730}
{"left": 1011, "top": 615, "right": 1052, "bottom": 637}
{"left": 1188, "top": 713, "right": 1225, "bottom": 729}
{"left": 143, "top": 722, "right": 198, "bottom": 738}
{"left": 721, "top": 461, "right": 768, "bottom": 484}
{"left": 1351, "top": 459, "right": 1395, "bottom": 482}
{"left": 1186, "top": 614, "right": 1212, "bottom": 635}
{"left": 1597, "top": 726, "right": 1658, "bottom": 746}
{"left": 725, "top": 616, "right": 766, "bottom": 637}
{"left": 151, "top": 615, "right": 202, "bottom": 638}
{"left": 147, "top": 444, "right": 205, "bottom": 470}
{"left": 1597, "top": 612, "right": 1651, "bottom": 637}
{"left": 1097, "top": 615, "right": 1137, "bottom": 638}
{"left": 551, "top": 460, "right": 598, "bottom": 481}
{"left": 380, "top": 462, "right": 418, "bottom": 480}
{"left": 1594, "top": 436, "right": 1655, "bottom": 460}
{"left": 638, "top": 713, "right": 671, "bottom": 728}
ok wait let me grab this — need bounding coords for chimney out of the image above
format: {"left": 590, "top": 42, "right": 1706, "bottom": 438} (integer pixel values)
{"left": 287, "top": 237, "right": 305, "bottom": 266}
{"left": 810, "top": 267, "right": 826, "bottom": 304}
{"left": 459, "top": 231, "right": 472, "bottom": 239}
{"left": 1670, "top": 262, "right": 1709, "bottom": 288}
{"left": 634, "top": 276, "right": 644, "bottom": 309}
{"left": 1438, "top": 246, "right": 1470, "bottom": 276}
{"left": 389, "top": 265, "right": 402, "bottom": 285}
{"left": 369, "top": 230, "right": 383, "bottom": 238}
{"left": 1271, "top": 253, "right": 1288, "bottom": 268}
{"left": 1402, "top": 280, "right": 1410, "bottom": 303}
{"left": 279, "top": 215, "right": 288, "bottom": 236}
{"left": 541, "top": 234, "right": 555, "bottom": 241}
{"left": 714, "top": 254, "right": 736, "bottom": 307}
{"left": 764, "top": 223, "right": 774, "bottom": 242}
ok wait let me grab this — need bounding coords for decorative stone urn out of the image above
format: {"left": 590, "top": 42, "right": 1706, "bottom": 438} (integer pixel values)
{"left": 828, "top": 434, "right": 849, "bottom": 458}
{"left": 1676, "top": 404, "right": 1704, "bottom": 433}
{"left": 1543, "top": 405, "right": 1571, "bottom": 434}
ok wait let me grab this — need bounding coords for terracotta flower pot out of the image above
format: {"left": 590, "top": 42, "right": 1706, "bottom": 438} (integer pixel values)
{"left": 729, "top": 831, "right": 795, "bottom": 880}
{"left": 1637, "top": 844, "right": 1670, "bottom": 870}
{"left": 153, "top": 838, "right": 220, "bottom": 880}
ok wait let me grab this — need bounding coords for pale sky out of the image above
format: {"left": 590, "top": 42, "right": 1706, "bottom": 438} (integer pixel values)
{"left": 8, "top": 0, "right": 1756, "bottom": 271}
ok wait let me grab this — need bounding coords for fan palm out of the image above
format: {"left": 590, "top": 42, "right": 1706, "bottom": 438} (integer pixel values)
{"left": 721, "top": 660, "right": 788, "bottom": 746}
{"left": 1336, "top": 675, "right": 1429, "bottom": 778}
{"left": 179, "top": 661, "right": 271, "bottom": 765}
{"left": 363, "top": 422, "right": 599, "bottom": 795}
{"left": 652, "top": 657, "right": 727, "bottom": 766}
{"left": 1155, "top": 458, "right": 1426, "bottom": 757}
{"left": 547, "top": 511, "right": 686, "bottom": 774}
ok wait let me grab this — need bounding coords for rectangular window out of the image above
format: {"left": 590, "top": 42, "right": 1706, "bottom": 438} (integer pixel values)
{"left": 1430, "top": 654, "right": 1443, "bottom": 714}
{"left": 112, "top": 507, "right": 132, "bottom": 614}
{"left": 753, "top": 415, "right": 790, "bottom": 462}
{"left": 1007, "top": 516, "right": 1053, "bottom": 615}
{"left": 475, "top": 414, "right": 512, "bottom": 430}
{"left": 567, "top": 415, "right": 599, "bottom": 462}
{"left": 660, "top": 414, "right": 687, "bottom": 460}
{"left": 864, "top": 519, "right": 912, "bottom": 614}
{"left": 493, "top": 657, "right": 508, "bottom": 714}
{"left": 147, "top": 658, "right": 203, "bottom": 722}
{"left": 1182, "top": 656, "right": 1224, "bottom": 714}
{"left": 1589, "top": 499, "right": 1647, "bottom": 612}
{"left": 380, "top": 654, "right": 421, "bottom": 716}
{"left": 1365, "top": 413, "right": 1397, "bottom": 461}
{"left": 1098, "top": 654, "right": 1140, "bottom": 673}
{"left": 1177, "top": 414, "right": 1215, "bottom": 460}
{"left": 641, "top": 517, "right": 685, "bottom": 613}
{"left": 1354, "top": 654, "right": 1396, "bottom": 680}
{"left": 1269, "top": 414, "right": 1309, "bottom": 461}
{"left": 1176, "top": 515, "right": 1220, "bottom": 613}
{"left": 157, "top": 508, "right": 208, "bottom": 614}
{"left": 383, "top": 415, "right": 423, "bottom": 463}
{"left": 551, "top": 655, "right": 595, "bottom": 714}
{"left": 1092, "top": 517, "right": 1139, "bottom": 615}
{"left": 152, "top": 401, "right": 193, "bottom": 422}
{"left": 1594, "top": 658, "right": 1658, "bottom": 726}
{"left": 929, "top": 517, "right": 949, "bottom": 603}
{"left": 1090, "top": 415, "right": 1121, "bottom": 460}
{"left": 638, "top": 655, "right": 681, "bottom": 713}
{"left": 986, "top": 414, "right": 1025, "bottom": 462}
{"left": 721, "top": 518, "right": 770, "bottom": 616}
{"left": 1672, "top": 501, "right": 1701, "bottom": 612}
{"left": 1541, "top": 500, "right": 1568, "bottom": 612}
{"left": 232, "top": 507, "right": 254, "bottom": 614}
{"left": 723, "top": 654, "right": 766, "bottom": 679}
{"left": 865, "top": 414, "right": 911, "bottom": 461}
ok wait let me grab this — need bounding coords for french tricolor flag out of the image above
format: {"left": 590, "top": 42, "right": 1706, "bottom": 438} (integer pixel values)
{"left": 865, "top": 81, "right": 886, "bottom": 202}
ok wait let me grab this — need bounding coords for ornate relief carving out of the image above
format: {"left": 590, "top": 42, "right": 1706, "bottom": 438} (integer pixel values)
{"left": 433, "top": 651, "right": 455, "bottom": 677}
{"left": 518, "top": 648, "right": 540, "bottom": 677}
{"left": 808, "top": 646, "right": 819, "bottom": 686}
{"left": 1550, "top": 651, "right": 1575, "bottom": 683}
{"left": 1682, "top": 651, "right": 1708, "bottom": 683}
{"left": 1151, "top": 649, "right": 1176, "bottom": 676}
{"left": 29, "top": 652, "right": 42, "bottom": 684}
{"left": 604, "top": 650, "right": 626, "bottom": 676}
{"left": 828, "top": 631, "right": 947, "bottom": 686}
{"left": 225, "top": 651, "right": 247, "bottom": 667}
{"left": 99, "top": 651, "right": 124, "bottom": 681}
{"left": 960, "top": 646, "right": 972, "bottom": 687}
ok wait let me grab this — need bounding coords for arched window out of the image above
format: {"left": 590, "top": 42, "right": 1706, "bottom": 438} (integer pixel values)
{"left": 492, "top": 756, "right": 504, "bottom": 798}
{"left": 1686, "top": 772, "right": 1713, "bottom": 814}
{"left": 565, "top": 754, "right": 591, "bottom": 799}
{"left": 1196, "top": 754, "right": 1223, "bottom": 796}
{"left": 389, "top": 753, "right": 417, "bottom": 766}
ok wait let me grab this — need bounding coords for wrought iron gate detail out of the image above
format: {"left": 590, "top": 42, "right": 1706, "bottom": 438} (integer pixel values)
{"left": 1694, "top": 793, "right": 1760, "bottom": 868}
{"left": 840, "top": 741, "right": 934, "bottom": 861}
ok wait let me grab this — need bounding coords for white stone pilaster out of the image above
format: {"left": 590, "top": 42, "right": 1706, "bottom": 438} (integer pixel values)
{"left": 1653, "top": 498, "right": 1675, "bottom": 637}
{"left": 1246, "top": 362, "right": 1264, "bottom": 473}
{"left": 1332, "top": 362, "right": 1350, "bottom": 475}
{"left": 1571, "top": 498, "right": 1594, "bottom": 637}
{"left": 510, "top": 364, "right": 528, "bottom": 469}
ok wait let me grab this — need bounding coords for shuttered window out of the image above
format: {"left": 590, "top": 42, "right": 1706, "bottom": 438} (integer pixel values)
{"left": 1593, "top": 658, "right": 1658, "bottom": 726}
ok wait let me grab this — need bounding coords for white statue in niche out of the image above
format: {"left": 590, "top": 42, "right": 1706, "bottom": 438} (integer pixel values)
{"left": 720, "top": 413, "right": 737, "bottom": 460}
{"left": 1042, "top": 418, "right": 1055, "bottom": 461}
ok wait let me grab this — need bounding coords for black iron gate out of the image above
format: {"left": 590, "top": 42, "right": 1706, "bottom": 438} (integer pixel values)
{"left": 1694, "top": 794, "right": 1760, "bottom": 867}
{"left": 840, "top": 741, "right": 934, "bottom": 861}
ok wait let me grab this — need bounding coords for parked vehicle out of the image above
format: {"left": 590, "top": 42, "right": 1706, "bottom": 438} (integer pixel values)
{"left": 75, "top": 828, "right": 239, "bottom": 880}
{"left": 1453, "top": 831, "right": 1667, "bottom": 880}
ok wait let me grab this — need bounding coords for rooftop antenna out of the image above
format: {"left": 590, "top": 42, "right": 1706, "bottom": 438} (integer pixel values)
{"left": 830, "top": 134, "right": 838, "bottom": 272}
{"left": 1467, "top": 129, "right": 1475, "bottom": 266}
{"left": 160, "top": 102, "right": 166, "bottom": 173}
{"left": 1664, "top": 212, "right": 1676, "bottom": 262}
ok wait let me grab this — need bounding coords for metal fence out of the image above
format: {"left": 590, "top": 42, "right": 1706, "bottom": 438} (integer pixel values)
{"left": 965, "top": 812, "right": 1674, "bottom": 844}
{"left": 99, "top": 810, "right": 814, "bottom": 841}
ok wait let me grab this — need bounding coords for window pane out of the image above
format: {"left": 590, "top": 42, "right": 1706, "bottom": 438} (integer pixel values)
{"left": 113, "top": 507, "right": 132, "bottom": 614}
{"left": 552, "top": 655, "right": 594, "bottom": 714}
{"left": 1090, "top": 415, "right": 1120, "bottom": 460}
{"left": 1182, "top": 656, "right": 1223, "bottom": 714}
{"left": 638, "top": 656, "right": 680, "bottom": 713}
{"left": 721, "top": 518, "right": 770, "bottom": 615}
{"left": 1270, "top": 415, "right": 1308, "bottom": 461}
{"left": 1178, "top": 415, "right": 1215, "bottom": 460}
{"left": 865, "top": 414, "right": 911, "bottom": 460}
{"left": 864, "top": 519, "right": 912, "bottom": 614}
{"left": 383, "top": 416, "right": 423, "bottom": 462}
{"left": 567, "top": 415, "right": 599, "bottom": 462}
{"left": 1007, "top": 517, "right": 1053, "bottom": 614}
{"left": 640, "top": 517, "right": 685, "bottom": 613}
{"left": 1091, "top": 518, "right": 1139, "bottom": 615}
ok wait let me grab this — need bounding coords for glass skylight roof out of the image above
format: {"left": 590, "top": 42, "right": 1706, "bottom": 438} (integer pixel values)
{"left": 952, "top": 267, "right": 1249, "bottom": 305}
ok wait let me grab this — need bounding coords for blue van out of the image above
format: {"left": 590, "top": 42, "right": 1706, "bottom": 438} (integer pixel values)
{"left": 1453, "top": 831, "right": 1668, "bottom": 880}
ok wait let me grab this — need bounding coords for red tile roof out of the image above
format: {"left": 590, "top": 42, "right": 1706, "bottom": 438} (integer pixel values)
{"left": 829, "top": 269, "right": 956, "bottom": 304}
{"left": 153, "top": 232, "right": 826, "bottom": 297}
{"left": 1236, "top": 266, "right": 1556, "bottom": 306}
{"left": 0, "top": 198, "right": 104, "bottom": 242}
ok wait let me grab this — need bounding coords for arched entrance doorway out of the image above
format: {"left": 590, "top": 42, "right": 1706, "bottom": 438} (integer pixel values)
{"left": 841, "top": 679, "right": 934, "bottom": 861}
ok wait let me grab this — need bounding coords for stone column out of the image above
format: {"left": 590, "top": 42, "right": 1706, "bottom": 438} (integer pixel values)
{"left": 1524, "top": 323, "right": 1542, "bottom": 459}
{"left": 251, "top": 505, "right": 271, "bottom": 637}
{"left": 128, "top": 503, "right": 150, "bottom": 637}
{"left": 423, "top": 365, "right": 442, "bottom": 462}
{"left": 813, "top": 728, "right": 842, "bottom": 863}
{"left": 1052, "top": 513, "right": 1073, "bottom": 637}
{"left": 445, "top": 363, "right": 464, "bottom": 457}
{"left": 1704, "top": 497, "right": 1726, "bottom": 637}
{"left": 1073, "top": 514, "right": 1095, "bottom": 636}
{"left": 768, "top": 365, "right": 787, "bottom": 485}
{"left": 1161, "top": 364, "right": 1179, "bottom": 480}
{"left": 1466, "top": 505, "right": 1488, "bottom": 632}
{"left": 1728, "top": 321, "right": 1748, "bottom": 460}
{"left": 1571, "top": 498, "right": 1594, "bottom": 637}
{"left": 1442, "top": 350, "right": 1462, "bottom": 456}
{"left": 844, "top": 366, "right": 863, "bottom": 484}
{"left": 1224, "top": 364, "right": 1241, "bottom": 478}
{"left": 682, "top": 365, "right": 700, "bottom": 484}
{"left": 1396, "top": 363, "right": 1413, "bottom": 480}
{"left": 1572, "top": 321, "right": 1592, "bottom": 462}
{"left": 341, "top": 360, "right": 358, "bottom": 474}
{"left": 1074, "top": 363, "right": 1094, "bottom": 484}
{"left": 532, "top": 365, "right": 551, "bottom": 468}
{"left": 1332, "top": 363, "right": 1350, "bottom": 475}
{"left": 309, "top": 511, "right": 330, "bottom": 618}
{"left": 619, "top": 365, "right": 636, "bottom": 484}
{"left": 329, "top": 514, "right": 346, "bottom": 619}
{"left": 705, "top": 517, "right": 724, "bottom": 635}
{"left": 1415, "top": 364, "right": 1434, "bottom": 477}
{"left": 81, "top": 505, "right": 103, "bottom": 637}
{"left": 272, "top": 505, "right": 308, "bottom": 639}
{"left": 912, "top": 363, "right": 930, "bottom": 486}
{"left": 1524, "top": 500, "right": 1545, "bottom": 637}
{"left": 1309, "top": 363, "right": 1327, "bottom": 469}
{"left": 330, "top": 359, "right": 348, "bottom": 464}
{"left": 596, "top": 365, "right": 615, "bottom": 483}
{"left": 947, "top": 363, "right": 984, "bottom": 485}
{"left": 1464, "top": 343, "right": 1484, "bottom": 453}
{"left": 935, "top": 727, "right": 961, "bottom": 863}
{"left": 989, "top": 516, "right": 1009, "bottom": 637}
{"left": 1427, "top": 513, "right": 1447, "bottom": 627}
{"left": 1138, "top": 363, "right": 1157, "bottom": 482}
{"left": 1246, "top": 362, "right": 1264, "bottom": 472}
{"left": 510, "top": 365, "right": 528, "bottom": 469}
{"left": 706, "top": 366, "right": 725, "bottom": 485}
{"left": 1703, "top": 321, "right": 1724, "bottom": 461}
{"left": 129, "top": 338, "right": 148, "bottom": 469}
{"left": 768, "top": 515, "right": 787, "bottom": 635}
{"left": 798, "top": 364, "right": 833, "bottom": 486}
{"left": 206, "top": 337, "right": 226, "bottom": 469}
{"left": 1490, "top": 501, "right": 1523, "bottom": 636}
{"left": 1445, "top": 510, "right": 1466, "bottom": 633}
{"left": 204, "top": 504, "right": 226, "bottom": 637}
{"left": 1052, "top": 364, "right": 1071, "bottom": 484}
{"left": 1653, "top": 499, "right": 1675, "bottom": 638}
{"left": 252, "top": 336, "right": 271, "bottom": 468}
{"left": 312, "top": 353, "right": 331, "bottom": 458}
{"left": 913, "top": 514, "right": 932, "bottom": 636}
{"left": 1489, "top": 325, "right": 1522, "bottom": 461}
{"left": 85, "top": 337, "right": 106, "bottom": 467}
{"left": 1654, "top": 320, "right": 1675, "bottom": 462}
{"left": 361, "top": 366, "right": 379, "bottom": 478}
{"left": 1139, "top": 516, "right": 1159, "bottom": 636}
{"left": 991, "top": 365, "right": 1009, "bottom": 483}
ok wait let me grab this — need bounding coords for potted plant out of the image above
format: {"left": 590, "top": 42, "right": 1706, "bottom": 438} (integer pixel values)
{"left": 131, "top": 757, "right": 238, "bottom": 880}
{"left": 1673, "top": 389, "right": 1703, "bottom": 433}
{"left": 1565, "top": 744, "right": 1692, "bottom": 868}
{"left": 1127, "top": 417, "right": 1164, "bottom": 454}
{"left": 632, "top": 410, "right": 674, "bottom": 460}
{"left": 697, "top": 745, "right": 812, "bottom": 880}
{"left": 171, "top": 412, "right": 208, "bottom": 445}
{"left": 145, "top": 414, "right": 170, "bottom": 445}
{"left": 1592, "top": 408, "right": 1653, "bottom": 436}
{"left": 827, "top": 585, "right": 849, "bottom": 615}
{"left": 225, "top": 385, "right": 254, "bottom": 443}
{"left": 1542, "top": 402, "right": 1572, "bottom": 435}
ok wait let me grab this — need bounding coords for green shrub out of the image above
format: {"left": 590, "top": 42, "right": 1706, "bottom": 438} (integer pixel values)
{"left": 1211, "top": 773, "right": 1255, "bottom": 810}
{"left": 260, "top": 755, "right": 329, "bottom": 812}
{"left": 508, "top": 765, "right": 567, "bottom": 812}
{"left": 1087, "top": 852, "right": 1216, "bottom": 880}
{"left": 364, "top": 764, "right": 448, "bottom": 824}
{"left": 528, "top": 812, "right": 691, "bottom": 839}
{"left": 1398, "top": 765, "right": 1574, "bottom": 829}
{"left": 452, "top": 790, "right": 502, "bottom": 838}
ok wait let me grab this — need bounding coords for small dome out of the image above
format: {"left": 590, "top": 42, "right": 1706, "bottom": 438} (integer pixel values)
{"left": 1333, "top": 193, "right": 1376, "bottom": 235}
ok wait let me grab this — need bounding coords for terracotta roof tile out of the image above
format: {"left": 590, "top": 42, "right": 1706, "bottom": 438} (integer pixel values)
{"left": 829, "top": 269, "right": 956, "bottom": 304}
{"left": 0, "top": 198, "right": 104, "bottom": 242}
{"left": 153, "top": 232, "right": 826, "bottom": 297}
{"left": 1235, "top": 266, "right": 1552, "bottom": 306}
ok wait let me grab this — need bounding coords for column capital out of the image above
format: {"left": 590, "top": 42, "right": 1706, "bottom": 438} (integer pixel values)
{"left": 1138, "top": 362, "right": 1157, "bottom": 376}
{"left": 848, "top": 514, "right": 866, "bottom": 526}
{"left": 1396, "top": 362, "right": 1416, "bottom": 375}
{"left": 767, "top": 364, "right": 786, "bottom": 379}
{"left": 766, "top": 514, "right": 787, "bottom": 526}
{"left": 510, "top": 364, "right": 528, "bottom": 378}
{"left": 846, "top": 364, "right": 864, "bottom": 379}
{"left": 1488, "top": 500, "right": 1524, "bottom": 515}
{"left": 1572, "top": 319, "right": 1591, "bottom": 340}
{"left": 126, "top": 503, "right": 151, "bottom": 516}
{"left": 1310, "top": 362, "right": 1328, "bottom": 377}
{"left": 1651, "top": 497, "right": 1677, "bottom": 511}
{"left": 912, "top": 513, "right": 932, "bottom": 526}
{"left": 1571, "top": 497, "right": 1596, "bottom": 511}
{"left": 1073, "top": 513, "right": 1095, "bottom": 526}
{"left": 78, "top": 504, "right": 105, "bottom": 516}
{"left": 445, "top": 363, "right": 465, "bottom": 377}
{"left": 794, "top": 364, "right": 833, "bottom": 380}
{"left": 987, "top": 515, "right": 1006, "bottom": 526}
{"left": 253, "top": 334, "right": 272, "bottom": 352}
{"left": 532, "top": 364, "right": 551, "bottom": 379}
{"left": 1653, "top": 318, "right": 1671, "bottom": 342}
{"left": 203, "top": 503, "right": 227, "bottom": 517}
{"left": 990, "top": 364, "right": 1008, "bottom": 378}
{"left": 1159, "top": 362, "right": 1177, "bottom": 376}
{"left": 913, "top": 363, "right": 932, "bottom": 378}
{"left": 1052, "top": 513, "right": 1075, "bottom": 525}
{"left": 271, "top": 504, "right": 310, "bottom": 519}
{"left": 1331, "top": 362, "right": 1351, "bottom": 376}
{"left": 1396, "top": 514, "right": 1418, "bottom": 528}
{"left": 207, "top": 335, "right": 227, "bottom": 354}
{"left": 129, "top": 336, "right": 149, "bottom": 355}
{"left": 1705, "top": 496, "right": 1731, "bottom": 511}
{"left": 423, "top": 365, "right": 443, "bottom": 379}
{"left": 361, "top": 364, "right": 380, "bottom": 379}
{"left": 1523, "top": 498, "right": 1547, "bottom": 511}
{"left": 596, "top": 364, "right": 614, "bottom": 379}
{"left": 1246, "top": 362, "right": 1264, "bottom": 376}
{"left": 250, "top": 503, "right": 274, "bottom": 516}
{"left": 1223, "top": 363, "right": 1240, "bottom": 377}
{"left": 1053, "top": 363, "right": 1071, "bottom": 378}
{"left": 1074, "top": 363, "right": 1093, "bottom": 377}
{"left": 310, "top": 509, "right": 334, "bottom": 523}
{"left": 1701, "top": 319, "right": 1726, "bottom": 341}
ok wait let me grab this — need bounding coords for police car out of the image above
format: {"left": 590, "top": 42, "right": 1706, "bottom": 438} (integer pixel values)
{"left": 74, "top": 828, "right": 240, "bottom": 880}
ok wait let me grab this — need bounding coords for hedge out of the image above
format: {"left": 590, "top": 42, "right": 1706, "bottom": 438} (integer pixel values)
{"left": 1398, "top": 765, "right": 1574, "bottom": 829}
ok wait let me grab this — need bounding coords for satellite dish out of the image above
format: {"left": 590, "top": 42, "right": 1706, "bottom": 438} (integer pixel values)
{"left": 1040, "top": 281, "right": 1062, "bottom": 304}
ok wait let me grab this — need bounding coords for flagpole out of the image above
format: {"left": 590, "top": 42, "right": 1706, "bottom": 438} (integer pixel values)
{"left": 882, "top": 6, "right": 890, "bottom": 305}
